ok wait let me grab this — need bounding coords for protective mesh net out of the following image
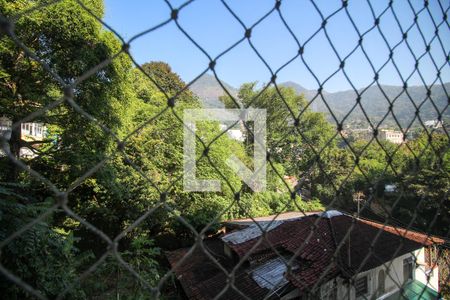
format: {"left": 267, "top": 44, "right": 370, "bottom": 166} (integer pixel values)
{"left": 0, "top": 0, "right": 449, "bottom": 299}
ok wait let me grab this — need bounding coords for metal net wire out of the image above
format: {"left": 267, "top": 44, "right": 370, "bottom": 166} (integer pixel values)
{"left": 0, "top": 0, "right": 449, "bottom": 299}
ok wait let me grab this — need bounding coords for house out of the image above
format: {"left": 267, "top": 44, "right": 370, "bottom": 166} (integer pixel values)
{"left": 19, "top": 122, "right": 46, "bottom": 158}
{"left": 166, "top": 210, "right": 444, "bottom": 299}
{"left": 0, "top": 116, "right": 46, "bottom": 158}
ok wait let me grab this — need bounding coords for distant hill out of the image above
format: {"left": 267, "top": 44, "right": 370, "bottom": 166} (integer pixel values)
{"left": 281, "top": 82, "right": 450, "bottom": 127}
{"left": 189, "top": 73, "right": 238, "bottom": 108}
{"left": 190, "top": 75, "right": 449, "bottom": 128}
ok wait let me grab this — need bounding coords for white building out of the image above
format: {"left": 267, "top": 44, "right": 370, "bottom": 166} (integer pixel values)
{"left": 424, "top": 120, "right": 444, "bottom": 129}
{"left": 0, "top": 116, "right": 46, "bottom": 158}
{"left": 219, "top": 123, "right": 245, "bottom": 142}
{"left": 319, "top": 239, "right": 440, "bottom": 300}
{"left": 21, "top": 122, "right": 45, "bottom": 140}
{"left": 379, "top": 129, "right": 405, "bottom": 144}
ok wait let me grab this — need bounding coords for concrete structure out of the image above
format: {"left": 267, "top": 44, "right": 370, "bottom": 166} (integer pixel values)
{"left": 223, "top": 211, "right": 323, "bottom": 227}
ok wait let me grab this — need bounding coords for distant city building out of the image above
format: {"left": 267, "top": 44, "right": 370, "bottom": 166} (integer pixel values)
{"left": 346, "top": 127, "right": 407, "bottom": 144}
{"left": 379, "top": 129, "right": 404, "bottom": 144}
{"left": 424, "top": 120, "right": 443, "bottom": 129}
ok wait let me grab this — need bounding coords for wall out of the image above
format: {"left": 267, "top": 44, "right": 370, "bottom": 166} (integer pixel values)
{"left": 414, "top": 247, "right": 439, "bottom": 292}
{"left": 319, "top": 248, "right": 439, "bottom": 299}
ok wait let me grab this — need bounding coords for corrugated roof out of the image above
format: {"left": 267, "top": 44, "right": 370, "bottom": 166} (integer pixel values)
{"left": 222, "top": 211, "right": 323, "bottom": 226}
{"left": 221, "top": 221, "right": 283, "bottom": 244}
{"left": 319, "top": 210, "right": 343, "bottom": 218}
{"left": 252, "top": 257, "right": 290, "bottom": 289}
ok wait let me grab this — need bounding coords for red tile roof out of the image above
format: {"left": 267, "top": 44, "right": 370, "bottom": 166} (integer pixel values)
{"left": 166, "top": 212, "right": 444, "bottom": 299}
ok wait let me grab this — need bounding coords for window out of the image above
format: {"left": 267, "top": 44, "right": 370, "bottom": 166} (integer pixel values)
{"left": 403, "top": 257, "right": 413, "bottom": 283}
{"left": 355, "top": 276, "right": 368, "bottom": 297}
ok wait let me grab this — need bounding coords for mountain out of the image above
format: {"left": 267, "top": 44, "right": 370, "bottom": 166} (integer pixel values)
{"left": 190, "top": 74, "right": 449, "bottom": 128}
{"left": 190, "top": 73, "right": 238, "bottom": 108}
{"left": 279, "top": 82, "right": 450, "bottom": 127}
{"left": 279, "top": 81, "right": 328, "bottom": 112}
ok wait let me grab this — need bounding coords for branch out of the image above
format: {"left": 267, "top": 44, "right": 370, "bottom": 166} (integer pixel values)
{"left": 20, "top": 139, "right": 54, "bottom": 147}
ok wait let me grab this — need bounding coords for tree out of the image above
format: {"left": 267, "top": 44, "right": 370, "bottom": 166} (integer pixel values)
{"left": 0, "top": 183, "right": 84, "bottom": 299}
{"left": 221, "top": 83, "right": 337, "bottom": 204}
{"left": 0, "top": 0, "right": 131, "bottom": 180}
{"left": 0, "top": 0, "right": 138, "bottom": 297}
{"left": 117, "top": 63, "right": 249, "bottom": 235}
{"left": 393, "top": 132, "right": 450, "bottom": 236}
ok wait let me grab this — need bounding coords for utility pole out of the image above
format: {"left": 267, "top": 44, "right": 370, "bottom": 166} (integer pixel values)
{"left": 353, "top": 191, "right": 365, "bottom": 218}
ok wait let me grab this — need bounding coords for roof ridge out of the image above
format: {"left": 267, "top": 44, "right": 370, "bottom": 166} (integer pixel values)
{"left": 357, "top": 217, "right": 445, "bottom": 245}
{"left": 341, "top": 207, "right": 447, "bottom": 242}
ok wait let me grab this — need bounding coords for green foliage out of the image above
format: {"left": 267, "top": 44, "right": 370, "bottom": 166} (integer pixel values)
{"left": 79, "top": 234, "right": 160, "bottom": 300}
{"left": 391, "top": 132, "right": 450, "bottom": 236}
{"left": 116, "top": 63, "right": 250, "bottom": 236}
{"left": 0, "top": 184, "right": 83, "bottom": 299}
{"left": 239, "top": 192, "right": 324, "bottom": 218}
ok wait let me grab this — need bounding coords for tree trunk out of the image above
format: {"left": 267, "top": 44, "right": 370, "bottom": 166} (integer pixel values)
{"left": 6, "top": 119, "right": 21, "bottom": 182}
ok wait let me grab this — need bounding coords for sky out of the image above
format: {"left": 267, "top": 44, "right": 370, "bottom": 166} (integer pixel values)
{"left": 103, "top": 0, "right": 450, "bottom": 92}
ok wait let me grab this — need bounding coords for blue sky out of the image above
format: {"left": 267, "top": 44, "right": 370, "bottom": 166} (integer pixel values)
{"left": 103, "top": 0, "right": 449, "bottom": 92}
